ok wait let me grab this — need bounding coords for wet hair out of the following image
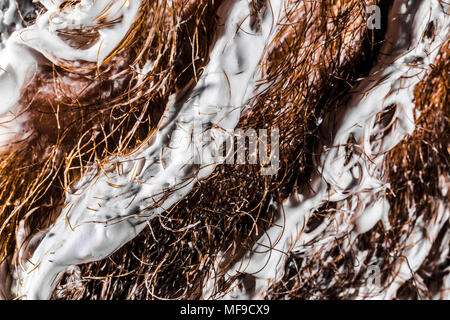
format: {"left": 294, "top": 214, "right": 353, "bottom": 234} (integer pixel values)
{"left": 0, "top": 0, "right": 448, "bottom": 300}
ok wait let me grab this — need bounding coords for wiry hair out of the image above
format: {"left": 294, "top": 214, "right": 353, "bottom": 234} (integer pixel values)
{"left": 0, "top": 0, "right": 221, "bottom": 270}
{"left": 0, "top": 0, "right": 448, "bottom": 300}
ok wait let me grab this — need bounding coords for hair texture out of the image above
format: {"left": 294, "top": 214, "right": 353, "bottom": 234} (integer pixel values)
{"left": 0, "top": 0, "right": 222, "bottom": 264}
{"left": 0, "top": 0, "right": 448, "bottom": 300}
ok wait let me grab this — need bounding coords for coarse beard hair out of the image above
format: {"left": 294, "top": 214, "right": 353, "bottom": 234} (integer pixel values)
{"left": 0, "top": 0, "right": 448, "bottom": 300}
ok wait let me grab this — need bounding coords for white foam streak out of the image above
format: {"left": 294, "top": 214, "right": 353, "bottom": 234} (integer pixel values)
{"left": 221, "top": 0, "right": 449, "bottom": 299}
{"left": 14, "top": 0, "right": 283, "bottom": 300}
{"left": 26, "top": 0, "right": 141, "bottom": 65}
{"left": 363, "top": 200, "right": 448, "bottom": 299}
{"left": 0, "top": 0, "right": 141, "bottom": 148}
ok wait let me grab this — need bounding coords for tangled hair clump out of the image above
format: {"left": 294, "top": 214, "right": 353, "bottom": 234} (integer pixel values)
{"left": 0, "top": 0, "right": 448, "bottom": 300}
{"left": 267, "top": 38, "right": 449, "bottom": 300}
{"left": 53, "top": 0, "right": 402, "bottom": 300}
{"left": 0, "top": 0, "right": 223, "bottom": 265}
